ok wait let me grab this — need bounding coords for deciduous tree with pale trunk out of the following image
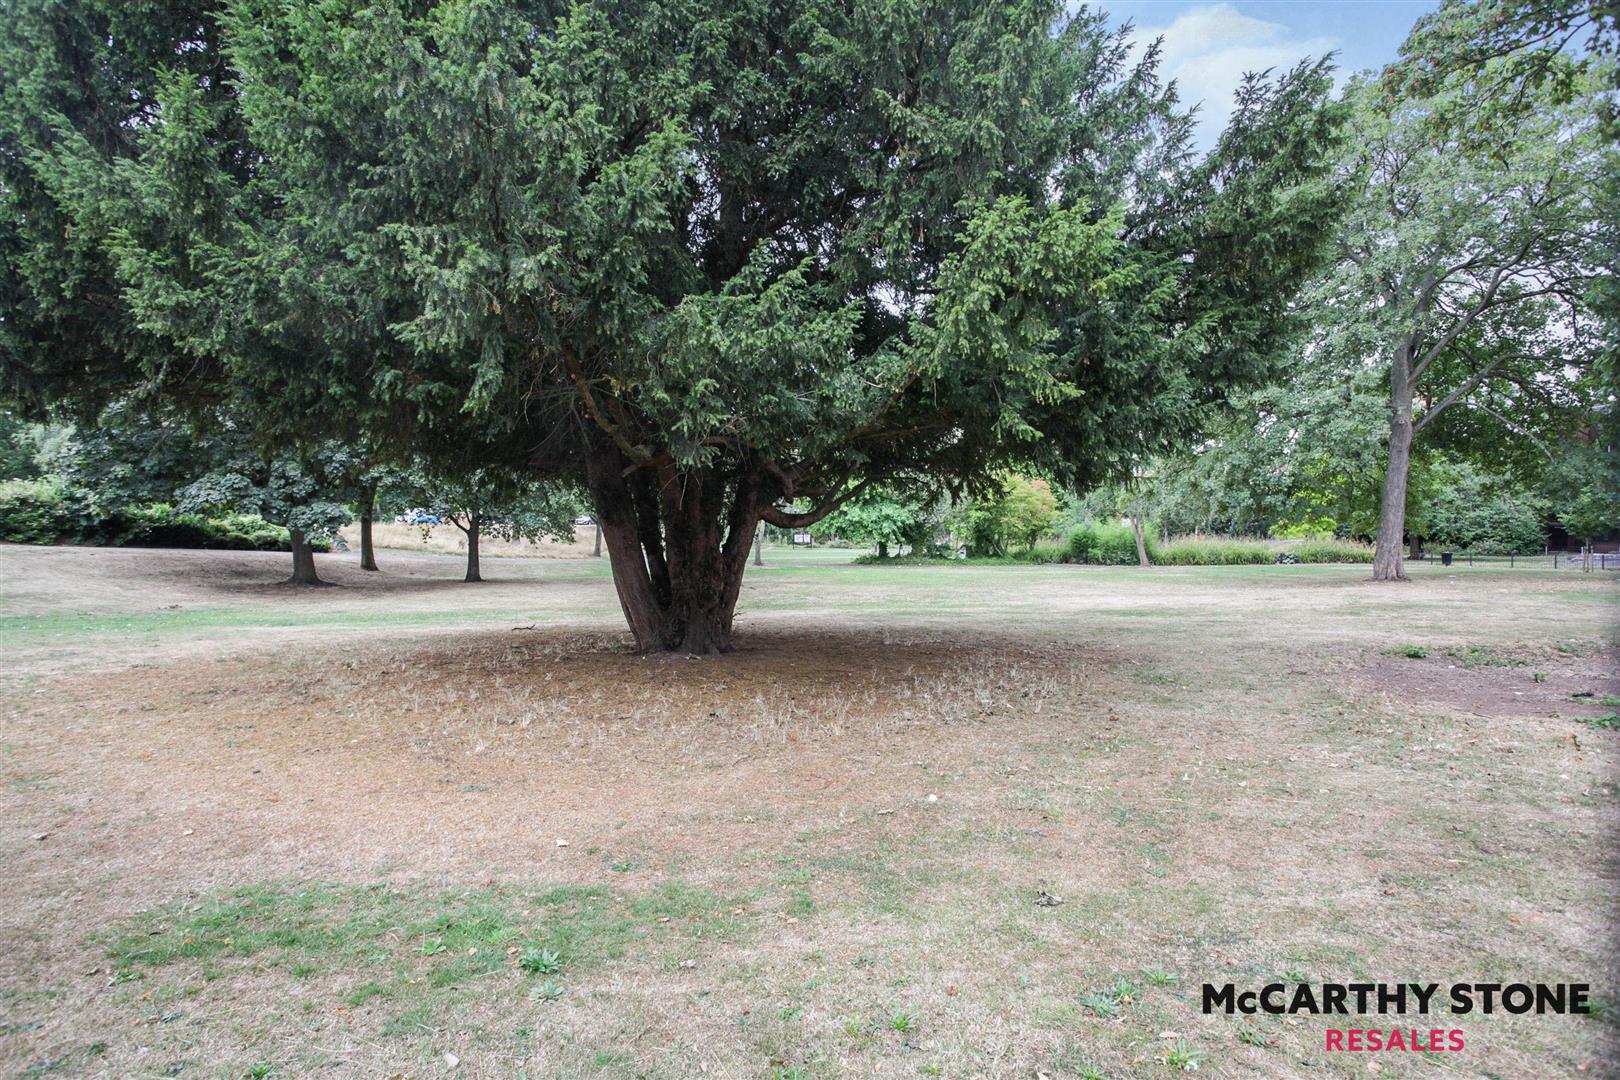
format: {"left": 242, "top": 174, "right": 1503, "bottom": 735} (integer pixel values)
{"left": 1318, "top": 3, "right": 1609, "bottom": 581}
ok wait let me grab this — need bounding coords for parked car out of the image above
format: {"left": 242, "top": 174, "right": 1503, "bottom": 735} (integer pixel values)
{"left": 574, "top": 515, "right": 596, "bottom": 526}
{"left": 395, "top": 508, "right": 442, "bottom": 525}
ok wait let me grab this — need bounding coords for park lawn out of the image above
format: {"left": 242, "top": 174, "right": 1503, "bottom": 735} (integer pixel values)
{"left": 0, "top": 544, "right": 1615, "bottom": 1079}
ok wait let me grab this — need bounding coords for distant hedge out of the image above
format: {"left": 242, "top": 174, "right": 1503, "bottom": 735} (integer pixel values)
{"left": 0, "top": 483, "right": 320, "bottom": 552}
{"left": 1065, "top": 525, "right": 1375, "bottom": 566}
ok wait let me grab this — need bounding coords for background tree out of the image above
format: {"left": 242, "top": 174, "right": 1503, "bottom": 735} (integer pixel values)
{"left": 951, "top": 475, "right": 1059, "bottom": 557}
{"left": 179, "top": 442, "right": 356, "bottom": 584}
{"left": 1319, "top": 4, "right": 1609, "bottom": 580}
{"left": 407, "top": 466, "right": 580, "bottom": 583}
{"left": 1423, "top": 461, "right": 1549, "bottom": 553}
{"left": 816, "top": 484, "right": 941, "bottom": 558}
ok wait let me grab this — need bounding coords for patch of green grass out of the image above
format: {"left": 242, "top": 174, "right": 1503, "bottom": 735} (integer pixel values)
{"left": 101, "top": 878, "right": 752, "bottom": 1033}
{"left": 1579, "top": 712, "right": 1619, "bottom": 730}
{"left": 1390, "top": 644, "right": 1428, "bottom": 658}
{"left": 345, "top": 982, "right": 388, "bottom": 1007}
{"left": 888, "top": 1011, "right": 918, "bottom": 1033}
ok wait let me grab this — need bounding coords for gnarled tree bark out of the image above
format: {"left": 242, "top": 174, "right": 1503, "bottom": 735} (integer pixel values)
{"left": 583, "top": 442, "right": 858, "bottom": 654}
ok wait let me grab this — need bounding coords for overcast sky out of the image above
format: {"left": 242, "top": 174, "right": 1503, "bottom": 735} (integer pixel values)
{"left": 1097, "top": 1, "right": 1441, "bottom": 148}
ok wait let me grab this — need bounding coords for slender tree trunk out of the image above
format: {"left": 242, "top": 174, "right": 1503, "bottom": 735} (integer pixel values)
{"left": 1130, "top": 500, "right": 1149, "bottom": 567}
{"left": 359, "top": 493, "right": 379, "bottom": 572}
{"left": 1373, "top": 345, "right": 1415, "bottom": 582}
{"left": 753, "top": 521, "right": 763, "bottom": 566}
{"left": 593, "top": 522, "right": 602, "bottom": 557}
{"left": 1408, "top": 533, "right": 1422, "bottom": 560}
{"left": 287, "top": 527, "right": 323, "bottom": 585}
{"left": 464, "top": 514, "right": 482, "bottom": 582}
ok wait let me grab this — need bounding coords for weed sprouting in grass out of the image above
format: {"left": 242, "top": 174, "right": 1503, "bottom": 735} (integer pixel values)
{"left": 1139, "top": 966, "right": 1177, "bottom": 986}
{"left": 518, "top": 946, "right": 562, "bottom": 974}
{"left": 888, "top": 1011, "right": 918, "bottom": 1033}
{"left": 1393, "top": 644, "right": 1428, "bottom": 658}
{"left": 1236, "top": 1026, "right": 1270, "bottom": 1047}
{"left": 528, "top": 980, "right": 563, "bottom": 1002}
{"left": 1579, "top": 713, "right": 1619, "bottom": 729}
{"left": 1164, "top": 1042, "right": 1201, "bottom": 1071}
{"left": 245, "top": 1065, "right": 273, "bottom": 1079}
{"left": 1080, "top": 977, "right": 1139, "bottom": 1017}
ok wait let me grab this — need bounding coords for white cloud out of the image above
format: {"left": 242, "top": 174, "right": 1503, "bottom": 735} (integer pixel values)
{"left": 1129, "top": 3, "right": 1338, "bottom": 149}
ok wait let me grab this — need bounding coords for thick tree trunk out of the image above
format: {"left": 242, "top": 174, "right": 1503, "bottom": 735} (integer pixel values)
{"left": 878, "top": 540, "right": 889, "bottom": 559}
{"left": 464, "top": 514, "right": 482, "bottom": 582}
{"left": 1373, "top": 347, "right": 1415, "bottom": 582}
{"left": 287, "top": 528, "right": 323, "bottom": 585}
{"left": 359, "top": 497, "right": 379, "bottom": 572}
{"left": 1408, "top": 533, "right": 1422, "bottom": 560}
{"left": 585, "top": 449, "right": 758, "bottom": 654}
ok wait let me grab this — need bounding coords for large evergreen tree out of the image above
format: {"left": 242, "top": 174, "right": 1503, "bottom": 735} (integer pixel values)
{"left": 3, "top": 0, "right": 1343, "bottom": 651}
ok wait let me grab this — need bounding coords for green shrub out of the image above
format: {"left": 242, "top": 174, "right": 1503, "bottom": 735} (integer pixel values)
{"left": 1155, "top": 536, "right": 1274, "bottom": 565}
{"left": 1066, "top": 521, "right": 1156, "bottom": 565}
{"left": 1022, "top": 541, "right": 1070, "bottom": 564}
{"left": 106, "top": 504, "right": 324, "bottom": 552}
{"left": 3, "top": 491, "right": 320, "bottom": 552}
{"left": 0, "top": 478, "right": 78, "bottom": 544}
{"left": 1289, "top": 537, "right": 1375, "bottom": 563}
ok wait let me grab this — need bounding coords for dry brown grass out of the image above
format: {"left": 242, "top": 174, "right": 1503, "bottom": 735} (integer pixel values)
{"left": 339, "top": 521, "right": 600, "bottom": 560}
{"left": 0, "top": 545, "right": 1615, "bottom": 1078}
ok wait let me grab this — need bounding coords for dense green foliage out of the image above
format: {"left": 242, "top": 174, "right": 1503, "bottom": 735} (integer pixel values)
{"left": 952, "top": 476, "right": 1060, "bottom": 557}
{"left": 814, "top": 484, "right": 942, "bottom": 555}
{"left": 1423, "top": 463, "right": 1548, "bottom": 554}
{"left": 0, "top": 0, "right": 1344, "bottom": 649}
{"left": 0, "top": 477, "right": 310, "bottom": 550}
{"left": 0, "top": 479, "right": 74, "bottom": 543}
{"left": 1154, "top": 536, "right": 1274, "bottom": 566}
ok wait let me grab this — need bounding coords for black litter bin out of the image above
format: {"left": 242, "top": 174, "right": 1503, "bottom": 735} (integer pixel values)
{"left": 1441, "top": 551, "right": 1453, "bottom": 566}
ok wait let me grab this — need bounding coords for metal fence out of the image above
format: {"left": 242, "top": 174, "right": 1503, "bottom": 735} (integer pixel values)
{"left": 1410, "top": 549, "right": 1619, "bottom": 571}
